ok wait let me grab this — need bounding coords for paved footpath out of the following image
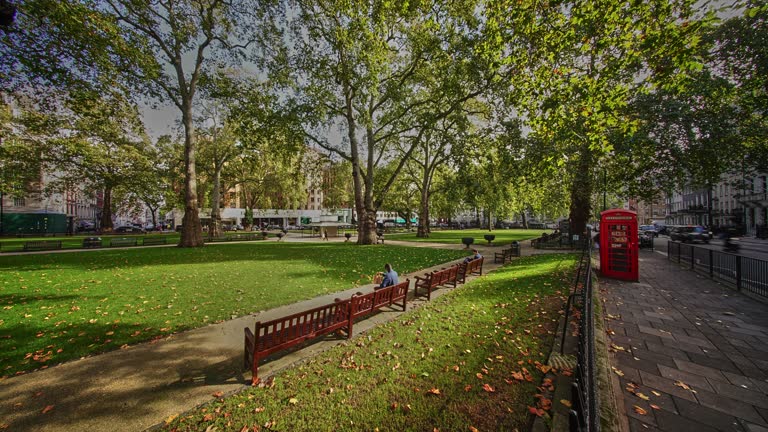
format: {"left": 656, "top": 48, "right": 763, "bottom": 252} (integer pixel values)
{"left": 0, "top": 238, "right": 509, "bottom": 432}
{"left": 601, "top": 250, "right": 768, "bottom": 432}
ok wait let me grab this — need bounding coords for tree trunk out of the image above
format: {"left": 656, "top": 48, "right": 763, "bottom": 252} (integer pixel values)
{"left": 568, "top": 143, "right": 594, "bottom": 241}
{"left": 209, "top": 163, "right": 223, "bottom": 238}
{"left": 180, "top": 104, "right": 204, "bottom": 247}
{"left": 487, "top": 210, "right": 493, "bottom": 231}
{"left": 417, "top": 182, "right": 430, "bottom": 238}
{"left": 359, "top": 209, "right": 377, "bottom": 244}
{"left": 521, "top": 211, "right": 527, "bottom": 229}
{"left": 100, "top": 186, "right": 113, "bottom": 232}
{"left": 402, "top": 211, "right": 413, "bottom": 230}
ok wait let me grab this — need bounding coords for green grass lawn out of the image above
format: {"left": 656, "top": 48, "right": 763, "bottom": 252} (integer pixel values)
{"left": 385, "top": 228, "right": 549, "bottom": 246}
{"left": 164, "top": 253, "right": 576, "bottom": 432}
{"left": 0, "top": 243, "right": 466, "bottom": 377}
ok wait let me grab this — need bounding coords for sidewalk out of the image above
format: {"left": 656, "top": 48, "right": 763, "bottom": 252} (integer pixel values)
{"left": 0, "top": 241, "right": 509, "bottom": 432}
{"left": 601, "top": 251, "right": 768, "bottom": 432}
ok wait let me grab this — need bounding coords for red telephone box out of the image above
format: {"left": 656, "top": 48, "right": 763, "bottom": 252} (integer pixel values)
{"left": 600, "top": 209, "right": 638, "bottom": 281}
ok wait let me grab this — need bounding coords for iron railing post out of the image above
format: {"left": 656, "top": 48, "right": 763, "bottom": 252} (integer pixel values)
{"left": 709, "top": 249, "right": 714, "bottom": 277}
{"left": 736, "top": 256, "right": 742, "bottom": 291}
{"left": 690, "top": 246, "right": 695, "bottom": 270}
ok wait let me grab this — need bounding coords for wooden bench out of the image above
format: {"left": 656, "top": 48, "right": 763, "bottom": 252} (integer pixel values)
{"left": 414, "top": 265, "right": 460, "bottom": 300}
{"left": 458, "top": 257, "right": 484, "bottom": 284}
{"left": 109, "top": 237, "right": 138, "bottom": 247}
{"left": 376, "top": 233, "right": 385, "bottom": 244}
{"left": 23, "top": 240, "right": 62, "bottom": 251}
{"left": 142, "top": 237, "right": 167, "bottom": 246}
{"left": 244, "top": 299, "right": 350, "bottom": 384}
{"left": 230, "top": 233, "right": 257, "bottom": 241}
{"left": 348, "top": 280, "right": 409, "bottom": 337}
{"left": 205, "top": 236, "right": 231, "bottom": 242}
{"left": 494, "top": 244, "right": 520, "bottom": 264}
{"left": 82, "top": 237, "right": 102, "bottom": 249}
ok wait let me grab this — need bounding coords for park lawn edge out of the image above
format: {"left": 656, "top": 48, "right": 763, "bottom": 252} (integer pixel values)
{"left": 163, "top": 253, "right": 578, "bottom": 432}
{"left": 385, "top": 228, "right": 548, "bottom": 246}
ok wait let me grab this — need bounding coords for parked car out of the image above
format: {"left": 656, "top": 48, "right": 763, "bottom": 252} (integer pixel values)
{"left": 670, "top": 225, "right": 711, "bottom": 244}
{"left": 114, "top": 225, "right": 146, "bottom": 234}
{"left": 639, "top": 225, "right": 658, "bottom": 237}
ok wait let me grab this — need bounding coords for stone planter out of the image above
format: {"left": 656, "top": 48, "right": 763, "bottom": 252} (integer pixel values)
{"left": 461, "top": 237, "right": 474, "bottom": 248}
{"left": 484, "top": 234, "right": 495, "bottom": 245}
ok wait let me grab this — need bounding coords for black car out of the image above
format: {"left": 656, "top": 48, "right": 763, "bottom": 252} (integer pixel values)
{"left": 114, "top": 225, "right": 146, "bottom": 234}
{"left": 670, "top": 226, "right": 711, "bottom": 244}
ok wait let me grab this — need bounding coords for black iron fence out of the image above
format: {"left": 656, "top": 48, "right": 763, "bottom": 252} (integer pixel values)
{"left": 667, "top": 241, "right": 768, "bottom": 298}
{"left": 568, "top": 238, "right": 599, "bottom": 432}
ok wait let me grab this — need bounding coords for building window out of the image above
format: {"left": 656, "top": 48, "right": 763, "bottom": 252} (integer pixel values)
{"left": 13, "top": 197, "right": 25, "bottom": 207}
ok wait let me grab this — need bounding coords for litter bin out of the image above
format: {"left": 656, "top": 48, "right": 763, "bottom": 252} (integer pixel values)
{"left": 82, "top": 237, "right": 102, "bottom": 248}
{"left": 510, "top": 241, "right": 520, "bottom": 257}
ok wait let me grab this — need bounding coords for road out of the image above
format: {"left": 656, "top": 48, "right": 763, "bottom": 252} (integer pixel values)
{"left": 652, "top": 235, "right": 768, "bottom": 261}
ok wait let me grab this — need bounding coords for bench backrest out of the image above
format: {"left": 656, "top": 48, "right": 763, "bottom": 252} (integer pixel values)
{"left": 24, "top": 240, "right": 62, "bottom": 250}
{"left": 446, "top": 265, "right": 459, "bottom": 282}
{"left": 254, "top": 299, "right": 350, "bottom": 357}
{"left": 143, "top": 237, "right": 167, "bottom": 245}
{"left": 349, "top": 279, "right": 409, "bottom": 320}
{"left": 110, "top": 238, "right": 137, "bottom": 246}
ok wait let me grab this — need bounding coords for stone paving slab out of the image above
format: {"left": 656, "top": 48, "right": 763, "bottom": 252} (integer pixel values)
{"left": 601, "top": 250, "right": 768, "bottom": 432}
{"left": 0, "top": 239, "right": 513, "bottom": 432}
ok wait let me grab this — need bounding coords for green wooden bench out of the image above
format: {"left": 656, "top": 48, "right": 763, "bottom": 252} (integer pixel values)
{"left": 23, "top": 240, "right": 63, "bottom": 251}
{"left": 109, "top": 237, "right": 138, "bottom": 247}
{"left": 142, "top": 237, "right": 168, "bottom": 246}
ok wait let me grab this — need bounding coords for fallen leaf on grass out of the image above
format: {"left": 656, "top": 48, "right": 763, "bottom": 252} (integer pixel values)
{"left": 253, "top": 407, "right": 265, "bottom": 413}
{"left": 288, "top": 398, "right": 298, "bottom": 405}
{"left": 427, "top": 388, "right": 441, "bottom": 395}
{"left": 469, "top": 427, "right": 479, "bottom": 432}
{"left": 212, "top": 391, "right": 224, "bottom": 398}
{"left": 511, "top": 371, "right": 524, "bottom": 381}
{"left": 475, "top": 373, "right": 484, "bottom": 379}
{"left": 164, "top": 414, "right": 178, "bottom": 424}
{"left": 41, "top": 405, "right": 54, "bottom": 414}
{"left": 528, "top": 406, "right": 545, "bottom": 417}
{"left": 464, "top": 385, "right": 472, "bottom": 392}
{"left": 482, "top": 383, "right": 495, "bottom": 393}
{"left": 633, "top": 406, "right": 647, "bottom": 415}
{"left": 202, "top": 413, "right": 214, "bottom": 422}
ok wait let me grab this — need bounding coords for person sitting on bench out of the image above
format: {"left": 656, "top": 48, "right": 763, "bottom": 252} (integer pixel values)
{"left": 375, "top": 263, "right": 399, "bottom": 290}
{"left": 464, "top": 248, "right": 482, "bottom": 263}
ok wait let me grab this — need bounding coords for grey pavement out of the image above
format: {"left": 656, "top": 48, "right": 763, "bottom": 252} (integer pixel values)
{"left": 0, "top": 238, "right": 512, "bottom": 432}
{"left": 601, "top": 250, "right": 768, "bottom": 432}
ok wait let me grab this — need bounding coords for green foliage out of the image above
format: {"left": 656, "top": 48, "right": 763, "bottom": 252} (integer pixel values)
{"left": 0, "top": 243, "right": 467, "bottom": 377}
{"left": 712, "top": 0, "right": 768, "bottom": 171}
{"left": 284, "top": 0, "right": 495, "bottom": 241}
{"left": 489, "top": 0, "right": 711, "bottom": 232}
{"left": 164, "top": 254, "right": 576, "bottom": 431}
